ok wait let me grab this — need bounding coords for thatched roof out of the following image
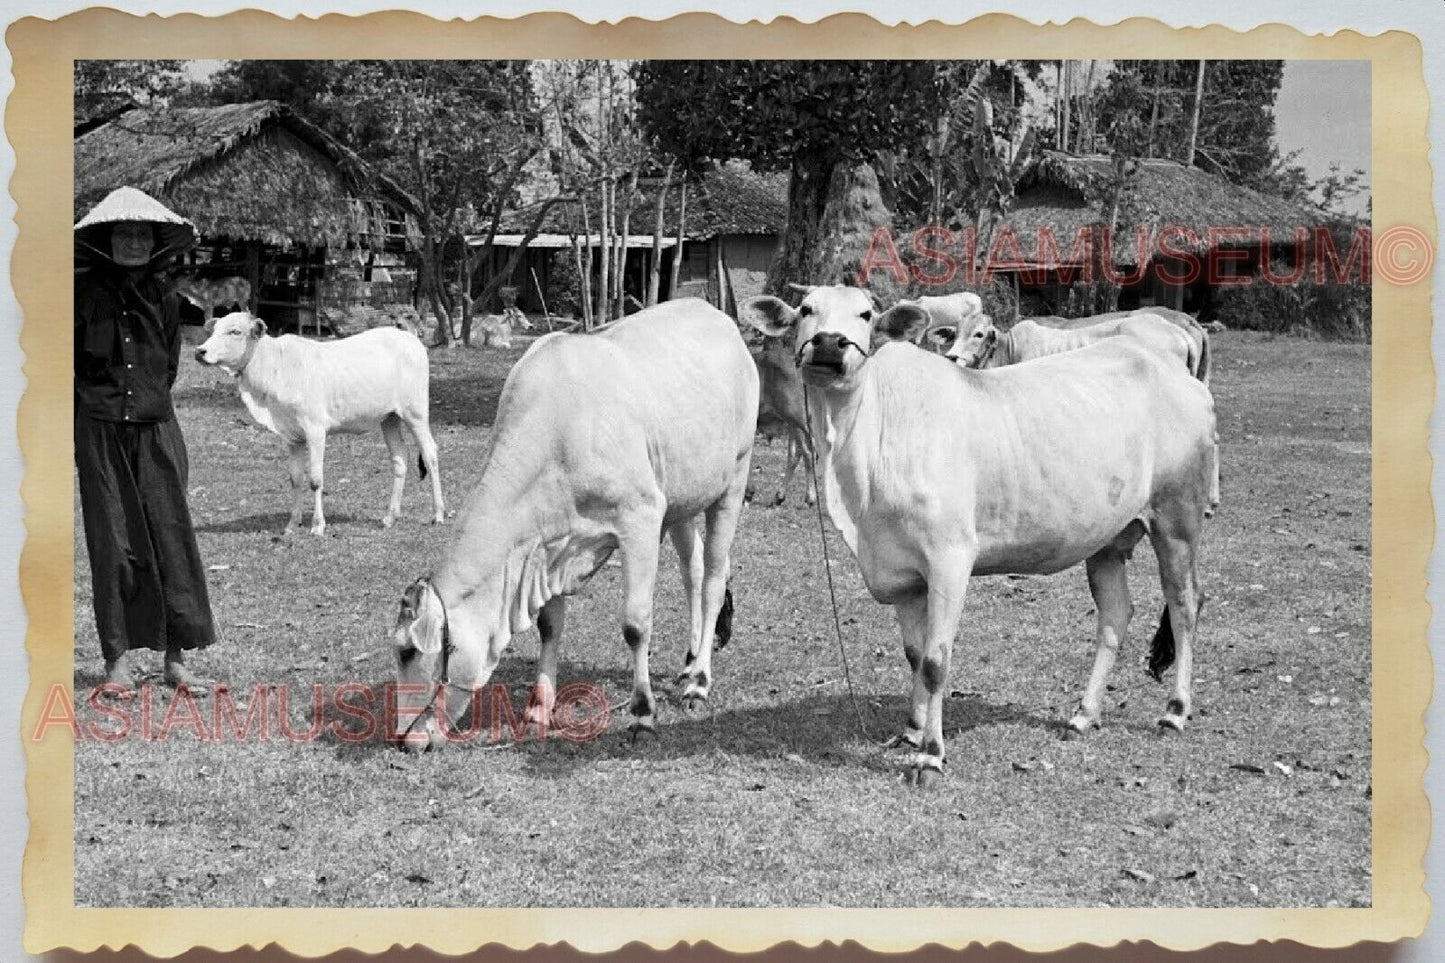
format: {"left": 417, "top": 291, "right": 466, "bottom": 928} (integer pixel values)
{"left": 995, "top": 151, "right": 1327, "bottom": 267}
{"left": 73, "top": 94, "right": 137, "bottom": 137}
{"left": 498, "top": 161, "right": 788, "bottom": 242}
{"left": 75, "top": 100, "right": 420, "bottom": 249}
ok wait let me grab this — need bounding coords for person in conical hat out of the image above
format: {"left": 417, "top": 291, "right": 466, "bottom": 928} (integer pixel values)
{"left": 74, "top": 187, "right": 220, "bottom": 695}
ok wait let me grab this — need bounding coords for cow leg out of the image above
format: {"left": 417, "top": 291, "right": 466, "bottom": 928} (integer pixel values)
{"left": 305, "top": 431, "right": 327, "bottom": 535}
{"left": 406, "top": 416, "right": 445, "bottom": 524}
{"left": 684, "top": 493, "right": 745, "bottom": 708}
{"left": 1149, "top": 522, "right": 1203, "bottom": 732}
{"left": 888, "top": 595, "right": 928, "bottom": 751}
{"left": 667, "top": 520, "right": 706, "bottom": 687}
{"left": 1069, "top": 545, "right": 1135, "bottom": 734}
{"left": 619, "top": 519, "right": 664, "bottom": 740}
{"left": 909, "top": 564, "right": 972, "bottom": 788}
{"left": 1207, "top": 434, "right": 1221, "bottom": 518}
{"left": 799, "top": 432, "right": 817, "bottom": 507}
{"left": 380, "top": 414, "right": 407, "bottom": 529}
{"left": 283, "top": 441, "right": 309, "bottom": 534}
{"left": 524, "top": 596, "right": 565, "bottom": 732}
{"left": 773, "top": 434, "right": 800, "bottom": 506}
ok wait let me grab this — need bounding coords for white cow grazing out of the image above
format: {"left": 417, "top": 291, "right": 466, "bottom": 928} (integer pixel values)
{"left": 740, "top": 286, "right": 1216, "bottom": 786}
{"left": 194, "top": 312, "right": 444, "bottom": 536}
{"left": 390, "top": 298, "right": 759, "bottom": 749}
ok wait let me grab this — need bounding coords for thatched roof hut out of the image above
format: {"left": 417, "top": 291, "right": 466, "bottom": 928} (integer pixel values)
{"left": 75, "top": 100, "right": 419, "bottom": 249}
{"left": 999, "top": 151, "right": 1325, "bottom": 266}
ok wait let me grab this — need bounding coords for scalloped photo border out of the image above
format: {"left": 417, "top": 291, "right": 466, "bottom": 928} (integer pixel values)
{"left": 8, "top": 9, "right": 1433, "bottom": 956}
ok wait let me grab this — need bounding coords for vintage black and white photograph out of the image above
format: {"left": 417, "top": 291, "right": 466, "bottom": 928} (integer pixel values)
{"left": 65, "top": 55, "right": 1372, "bottom": 910}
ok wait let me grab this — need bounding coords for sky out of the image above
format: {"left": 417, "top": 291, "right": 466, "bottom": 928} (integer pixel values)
{"left": 1273, "top": 60, "right": 1371, "bottom": 216}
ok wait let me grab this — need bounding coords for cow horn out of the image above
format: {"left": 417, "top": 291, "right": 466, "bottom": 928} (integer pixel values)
{"left": 786, "top": 282, "right": 819, "bottom": 295}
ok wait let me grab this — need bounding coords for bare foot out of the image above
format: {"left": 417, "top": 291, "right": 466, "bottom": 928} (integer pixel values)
{"left": 96, "top": 657, "right": 135, "bottom": 699}
{"left": 163, "top": 652, "right": 215, "bottom": 695}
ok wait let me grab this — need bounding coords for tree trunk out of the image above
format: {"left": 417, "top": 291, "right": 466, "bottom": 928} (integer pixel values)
{"left": 669, "top": 181, "right": 688, "bottom": 299}
{"left": 1147, "top": 73, "right": 1162, "bottom": 159}
{"left": 1082, "top": 60, "right": 1097, "bottom": 152}
{"left": 615, "top": 168, "right": 637, "bottom": 317}
{"left": 420, "top": 238, "right": 452, "bottom": 348}
{"left": 596, "top": 177, "right": 611, "bottom": 325}
{"left": 1060, "top": 61, "right": 1072, "bottom": 153}
{"left": 578, "top": 197, "right": 594, "bottom": 328}
{"left": 647, "top": 160, "right": 674, "bottom": 306}
{"left": 468, "top": 197, "right": 567, "bottom": 334}
{"left": 767, "top": 154, "right": 891, "bottom": 296}
{"left": 1186, "top": 60, "right": 1206, "bottom": 167}
{"left": 1057, "top": 60, "right": 1069, "bottom": 148}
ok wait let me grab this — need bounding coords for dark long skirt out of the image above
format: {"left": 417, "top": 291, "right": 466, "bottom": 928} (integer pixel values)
{"left": 75, "top": 412, "right": 216, "bottom": 662}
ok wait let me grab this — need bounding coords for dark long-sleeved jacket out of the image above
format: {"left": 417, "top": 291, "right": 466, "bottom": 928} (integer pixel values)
{"left": 75, "top": 269, "right": 183, "bottom": 424}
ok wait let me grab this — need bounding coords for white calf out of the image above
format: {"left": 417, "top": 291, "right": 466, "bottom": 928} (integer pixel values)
{"left": 195, "top": 312, "right": 444, "bottom": 535}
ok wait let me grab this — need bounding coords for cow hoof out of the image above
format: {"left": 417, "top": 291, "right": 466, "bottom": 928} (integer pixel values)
{"left": 884, "top": 733, "right": 922, "bottom": 751}
{"left": 521, "top": 707, "right": 552, "bottom": 736}
{"left": 627, "top": 722, "right": 657, "bottom": 745}
{"left": 1065, "top": 715, "right": 1100, "bottom": 738}
{"left": 907, "top": 765, "right": 944, "bottom": 789}
{"left": 804, "top": 494, "right": 817, "bottom": 507}
{"left": 1157, "top": 715, "right": 1187, "bottom": 734}
{"left": 381, "top": 515, "right": 396, "bottom": 529}
{"left": 309, "top": 525, "right": 326, "bottom": 537}
{"left": 771, "top": 492, "right": 786, "bottom": 507}
{"left": 680, "top": 690, "right": 709, "bottom": 714}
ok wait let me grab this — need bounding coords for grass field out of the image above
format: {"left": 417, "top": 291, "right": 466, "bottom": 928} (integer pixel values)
{"left": 72, "top": 327, "right": 1371, "bottom": 908}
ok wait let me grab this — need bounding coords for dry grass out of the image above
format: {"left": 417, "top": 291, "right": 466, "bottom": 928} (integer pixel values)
{"left": 71, "top": 329, "right": 1370, "bottom": 908}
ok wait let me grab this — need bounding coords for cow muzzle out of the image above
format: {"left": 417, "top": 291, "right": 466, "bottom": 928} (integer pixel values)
{"left": 799, "top": 331, "right": 856, "bottom": 375}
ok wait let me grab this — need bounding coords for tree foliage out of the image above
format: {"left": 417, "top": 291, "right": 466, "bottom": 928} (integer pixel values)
{"left": 74, "top": 60, "right": 188, "bottom": 125}
{"left": 634, "top": 61, "right": 948, "bottom": 291}
{"left": 1102, "top": 60, "right": 1286, "bottom": 186}
{"left": 635, "top": 60, "right": 945, "bottom": 174}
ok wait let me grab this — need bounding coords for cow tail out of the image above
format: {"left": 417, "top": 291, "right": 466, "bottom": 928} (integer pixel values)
{"left": 1195, "top": 331, "right": 1212, "bottom": 386}
{"left": 417, "top": 453, "right": 429, "bottom": 481}
{"left": 714, "top": 584, "right": 735, "bottom": 650}
{"left": 1147, "top": 605, "right": 1175, "bottom": 681}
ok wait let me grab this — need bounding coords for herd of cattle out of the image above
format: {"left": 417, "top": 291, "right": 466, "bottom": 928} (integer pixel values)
{"left": 192, "top": 287, "right": 1219, "bottom": 786}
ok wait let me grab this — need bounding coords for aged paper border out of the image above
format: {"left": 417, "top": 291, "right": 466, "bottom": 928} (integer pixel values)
{"left": 9, "top": 9, "right": 1432, "bottom": 956}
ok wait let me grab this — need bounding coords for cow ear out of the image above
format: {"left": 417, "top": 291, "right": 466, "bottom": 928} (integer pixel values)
{"left": 925, "top": 324, "right": 957, "bottom": 351}
{"left": 250, "top": 314, "right": 267, "bottom": 337}
{"left": 739, "top": 296, "right": 799, "bottom": 338}
{"left": 875, "top": 303, "right": 931, "bottom": 345}
{"left": 203, "top": 316, "right": 217, "bottom": 336}
{"left": 398, "top": 581, "right": 445, "bottom": 655}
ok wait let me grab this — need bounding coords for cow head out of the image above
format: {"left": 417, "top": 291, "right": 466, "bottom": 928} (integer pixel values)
{"left": 390, "top": 577, "right": 451, "bottom": 751}
{"left": 194, "top": 311, "right": 266, "bottom": 374}
{"left": 739, "top": 286, "right": 929, "bottom": 388}
{"left": 948, "top": 319, "right": 1001, "bottom": 368}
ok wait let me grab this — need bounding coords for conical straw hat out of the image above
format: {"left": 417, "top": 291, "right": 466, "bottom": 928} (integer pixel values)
{"left": 75, "top": 186, "right": 197, "bottom": 265}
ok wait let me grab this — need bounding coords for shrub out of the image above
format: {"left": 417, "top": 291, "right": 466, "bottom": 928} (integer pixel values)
{"left": 1212, "top": 265, "right": 1369, "bottom": 341}
{"left": 544, "top": 249, "right": 584, "bottom": 319}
